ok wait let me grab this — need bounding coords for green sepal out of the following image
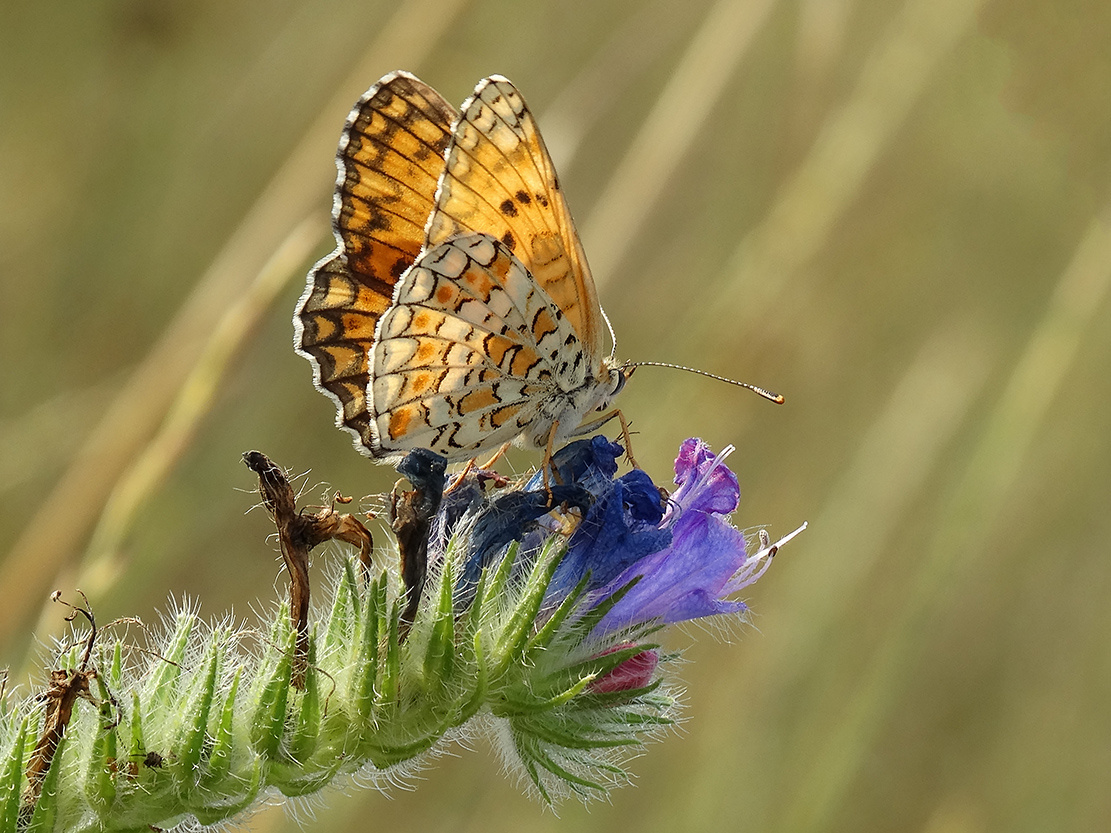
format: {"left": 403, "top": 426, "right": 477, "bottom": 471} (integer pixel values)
{"left": 498, "top": 674, "right": 597, "bottom": 715}
{"left": 144, "top": 612, "right": 194, "bottom": 715}
{"left": 480, "top": 539, "right": 519, "bottom": 612}
{"left": 109, "top": 640, "right": 124, "bottom": 688}
{"left": 201, "top": 666, "right": 241, "bottom": 788}
{"left": 491, "top": 539, "right": 564, "bottom": 677}
{"left": 421, "top": 557, "right": 456, "bottom": 683}
{"left": 508, "top": 710, "right": 645, "bottom": 751}
{"left": 175, "top": 632, "right": 221, "bottom": 783}
{"left": 322, "top": 559, "right": 360, "bottom": 658}
{"left": 351, "top": 573, "right": 382, "bottom": 722}
{"left": 21, "top": 734, "right": 65, "bottom": 832}
{"left": 250, "top": 617, "right": 294, "bottom": 761}
{"left": 362, "top": 734, "right": 439, "bottom": 769}
{"left": 570, "top": 679, "right": 667, "bottom": 711}
{"left": 459, "top": 629, "right": 489, "bottom": 719}
{"left": 286, "top": 631, "right": 321, "bottom": 764}
{"left": 514, "top": 733, "right": 610, "bottom": 801}
{"left": 126, "top": 691, "right": 146, "bottom": 770}
{"left": 189, "top": 755, "right": 262, "bottom": 827}
{"left": 380, "top": 596, "right": 402, "bottom": 706}
{"left": 84, "top": 671, "right": 119, "bottom": 814}
{"left": 523, "top": 571, "right": 590, "bottom": 659}
{"left": 459, "top": 558, "right": 488, "bottom": 639}
{"left": 268, "top": 762, "right": 339, "bottom": 799}
{"left": 0, "top": 717, "right": 28, "bottom": 832}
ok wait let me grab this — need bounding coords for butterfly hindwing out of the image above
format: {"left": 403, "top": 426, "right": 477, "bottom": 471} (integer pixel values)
{"left": 369, "top": 233, "right": 588, "bottom": 461}
{"left": 294, "top": 71, "right": 457, "bottom": 452}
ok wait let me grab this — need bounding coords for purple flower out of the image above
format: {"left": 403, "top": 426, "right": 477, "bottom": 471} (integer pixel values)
{"left": 592, "top": 438, "right": 773, "bottom": 635}
{"left": 546, "top": 464, "right": 670, "bottom": 600}
{"left": 405, "top": 436, "right": 772, "bottom": 636}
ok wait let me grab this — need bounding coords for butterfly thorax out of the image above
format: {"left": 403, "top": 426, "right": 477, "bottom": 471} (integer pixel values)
{"left": 528, "top": 356, "right": 625, "bottom": 450}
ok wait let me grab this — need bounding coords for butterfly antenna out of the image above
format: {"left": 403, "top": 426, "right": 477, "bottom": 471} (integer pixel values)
{"left": 600, "top": 305, "right": 619, "bottom": 358}
{"left": 623, "top": 361, "right": 785, "bottom": 404}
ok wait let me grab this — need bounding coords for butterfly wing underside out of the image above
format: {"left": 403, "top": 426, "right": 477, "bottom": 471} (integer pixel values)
{"left": 369, "top": 233, "right": 590, "bottom": 461}
{"left": 424, "top": 75, "right": 609, "bottom": 364}
{"left": 294, "top": 71, "right": 457, "bottom": 453}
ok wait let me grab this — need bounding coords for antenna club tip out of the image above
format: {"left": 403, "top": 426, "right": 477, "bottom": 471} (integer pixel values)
{"left": 752, "top": 386, "right": 785, "bottom": 404}
{"left": 629, "top": 361, "right": 785, "bottom": 405}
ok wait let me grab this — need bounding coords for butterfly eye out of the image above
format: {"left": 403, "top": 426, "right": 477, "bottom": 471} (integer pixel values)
{"left": 610, "top": 371, "right": 627, "bottom": 397}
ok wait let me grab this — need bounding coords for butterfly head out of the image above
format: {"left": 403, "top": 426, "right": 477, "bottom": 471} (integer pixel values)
{"left": 594, "top": 357, "right": 632, "bottom": 414}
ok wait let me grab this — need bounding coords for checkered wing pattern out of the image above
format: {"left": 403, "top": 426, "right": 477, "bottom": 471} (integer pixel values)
{"left": 297, "top": 73, "right": 624, "bottom": 463}
{"left": 294, "top": 71, "right": 457, "bottom": 450}
{"left": 368, "top": 233, "right": 594, "bottom": 461}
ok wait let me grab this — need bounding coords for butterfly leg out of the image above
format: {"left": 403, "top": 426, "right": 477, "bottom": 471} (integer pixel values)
{"left": 444, "top": 458, "right": 477, "bottom": 494}
{"left": 541, "top": 421, "right": 561, "bottom": 500}
{"left": 443, "top": 441, "right": 512, "bottom": 495}
{"left": 479, "top": 441, "right": 511, "bottom": 471}
{"left": 615, "top": 409, "right": 640, "bottom": 470}
{"left": 580, "top": 409, "right": 640, "bottom": 469}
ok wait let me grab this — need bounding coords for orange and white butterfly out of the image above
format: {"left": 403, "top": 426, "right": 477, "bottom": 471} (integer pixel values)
{"left": 295, "top": 72, "right": 627, "bottom": 464}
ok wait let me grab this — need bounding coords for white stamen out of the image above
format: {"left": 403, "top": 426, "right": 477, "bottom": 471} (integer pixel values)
{"left": 749, "top": 521, "right": 808, "bottom": 563}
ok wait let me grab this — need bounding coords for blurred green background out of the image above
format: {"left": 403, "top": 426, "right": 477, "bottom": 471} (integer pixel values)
{"left": 2, "top": 0, "right": 1109, "bottom": 830}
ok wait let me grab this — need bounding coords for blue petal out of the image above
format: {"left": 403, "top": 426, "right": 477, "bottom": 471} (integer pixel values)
{"left": 548, "top": 468, "right": 670, "bottom": 598}
{"left": 460, "top": 484, "right": 591, "bottom": 587}
{"left": 524, "top": 436, "right": 623, "bottom": 499}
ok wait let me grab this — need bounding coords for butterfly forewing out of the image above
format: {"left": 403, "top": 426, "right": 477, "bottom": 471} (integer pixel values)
{"left": 425, "top": 76, "right": 608, "bottom": 363}
{"left": 294, "top": 71, "right": 457, "bottom": 451}
{"left": 369, "top": 233, "right": 588, "bottom": 461}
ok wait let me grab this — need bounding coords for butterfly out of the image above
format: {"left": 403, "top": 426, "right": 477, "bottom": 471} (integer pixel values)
{"left": 294, "top": 72, "right": 628, "bottom": 464}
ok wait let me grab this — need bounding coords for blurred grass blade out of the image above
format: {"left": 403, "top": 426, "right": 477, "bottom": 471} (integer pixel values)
{"left": 0, "top": 0, "right": 469, "bottom": 656}
{"left": 76, "top": 216, "right": 322, "bottom": 595}
{"left": 0, "top": 380, "right": 116, "bottom": 496}
{"left": 582, "top": 0, "right": 780, "bottom": 288}
{"left": 675, "top": 0, "right": 984, "bottom": 347}
{"left": 540, "top": 0, "right": 707, "bottom": 172}
{"left": 782, "top": 184, "right": 1111, "bottom": 833}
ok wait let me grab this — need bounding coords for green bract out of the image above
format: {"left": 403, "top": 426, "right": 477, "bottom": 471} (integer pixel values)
{"left": 0, "top": 541, "right": 673, "bottom": 832}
